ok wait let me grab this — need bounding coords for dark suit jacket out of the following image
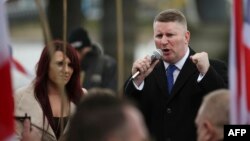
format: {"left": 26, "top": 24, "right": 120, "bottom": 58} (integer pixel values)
{"left": 125, "top": 49, "right": 227, "bottom": 141}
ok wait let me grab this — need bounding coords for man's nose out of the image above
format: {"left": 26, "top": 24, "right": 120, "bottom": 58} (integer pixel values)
{"left": 161, "top": 36, "right": 168, "bottom": 45}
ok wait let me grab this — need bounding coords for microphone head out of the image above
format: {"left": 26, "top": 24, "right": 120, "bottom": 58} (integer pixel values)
{"left": 151, "top": 49, "right": 162, "bottom": 61}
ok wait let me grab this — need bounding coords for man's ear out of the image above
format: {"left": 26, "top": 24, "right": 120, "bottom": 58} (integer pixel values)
{"left": 203, "top": 120, "right": 215, "bottom": 141}
{"left": 185, "top": 31, "right": 190, "bottom": 45}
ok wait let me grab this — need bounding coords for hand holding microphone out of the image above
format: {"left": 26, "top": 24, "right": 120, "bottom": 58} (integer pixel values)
{"left": 132, "top": 49, "right": 162, "bottom": 86}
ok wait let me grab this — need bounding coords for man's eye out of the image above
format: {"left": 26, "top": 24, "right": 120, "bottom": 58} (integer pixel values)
{"left": 156, "top": 34, "right": 162, "bottom": 38}
{"left": 166, "top": 33, "right": 174, "bottom": 37}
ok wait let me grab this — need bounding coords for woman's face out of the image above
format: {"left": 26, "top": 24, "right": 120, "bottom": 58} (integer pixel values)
{"left": 48, "top": 51, "right": 74, "bottom": 86}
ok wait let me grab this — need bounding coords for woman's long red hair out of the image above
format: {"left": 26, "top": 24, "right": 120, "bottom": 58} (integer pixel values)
{"left": 34, "top": 40, "right": 83, "bottom": 133}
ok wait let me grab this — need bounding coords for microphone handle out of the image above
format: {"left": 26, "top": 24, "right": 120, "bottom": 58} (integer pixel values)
{"left": 131, "top": 57, "right": 159, "bottom": 79}
{"left": 131, "top": 71, "right": 140, "bottom": 79}
{"left": 131, "top": 53, "right": 161, "bottom": 80}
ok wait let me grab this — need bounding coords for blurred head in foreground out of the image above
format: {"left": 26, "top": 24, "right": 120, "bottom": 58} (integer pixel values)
{"left": 195, "top": 89, "right": 229, "bottom": 141}
{"left": 67, "top": 93, "right": 149, "bottom": 141}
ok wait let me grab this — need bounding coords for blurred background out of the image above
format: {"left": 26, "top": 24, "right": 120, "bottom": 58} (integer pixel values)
{"left": 7, "top": 0, "right": 231, "bottom": 91}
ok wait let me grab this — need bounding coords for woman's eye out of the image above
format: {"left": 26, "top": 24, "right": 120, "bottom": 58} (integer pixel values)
{"left": 68, "top": 63, "right": 73, "bottom": 68}
{"left": 57, "top": 62, "right": 64, "bottom": 66}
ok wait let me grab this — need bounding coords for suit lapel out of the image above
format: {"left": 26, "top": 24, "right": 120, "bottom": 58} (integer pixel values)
{"left": 167, "top": 49, "right": 197, "bottom": 102}
{"left": 153, "top": 61, "right": 169, "bottom": 98}
{"left": 152, "top": 48, "right": 198, "bottom": 101}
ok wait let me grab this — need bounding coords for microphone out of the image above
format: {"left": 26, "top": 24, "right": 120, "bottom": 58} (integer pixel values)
{"left": 132, "top": 49, "right": 162, "bottom": 79}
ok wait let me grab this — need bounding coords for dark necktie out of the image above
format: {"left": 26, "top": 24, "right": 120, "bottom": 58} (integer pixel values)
{"left": 166, "top": 64, "right": 177, "bottom": 94}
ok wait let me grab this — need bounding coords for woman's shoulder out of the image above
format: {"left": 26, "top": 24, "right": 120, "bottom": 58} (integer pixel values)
{"left": 15, "top": 83, "right": 34, "bottom": 97}
{"left": 14, "top": 83, "right": 40, "bottom": 117}
{"left": 14, "top": 83, "right": 35, "bottom": 104}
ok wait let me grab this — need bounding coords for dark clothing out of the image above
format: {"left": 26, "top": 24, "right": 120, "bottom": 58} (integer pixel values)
{"left": 125, "top": 49, "right": 228, "bottom": 141}
{"left": 81, "top": 45, "right": 117, "bottom": 91}
{"left": 53, "top": 117, "right": 69, "bottom": 139}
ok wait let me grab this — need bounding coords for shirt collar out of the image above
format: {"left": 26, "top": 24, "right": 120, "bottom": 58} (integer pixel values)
{"left": 164, "top": 48, "right": 190, "bottom": 70}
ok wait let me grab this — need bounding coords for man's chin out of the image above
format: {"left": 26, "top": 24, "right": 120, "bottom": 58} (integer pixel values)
{"left": 162, "top": 57, "right": 172, "bottom": 63}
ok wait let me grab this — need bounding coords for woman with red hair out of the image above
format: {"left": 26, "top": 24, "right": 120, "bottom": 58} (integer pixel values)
{"left": 14, "top": 40, "right": 86, "bottom": 141}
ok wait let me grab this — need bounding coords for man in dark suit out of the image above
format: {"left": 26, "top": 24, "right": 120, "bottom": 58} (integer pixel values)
{"left": 125, "top": 9, "right": 227, "bottom": 141}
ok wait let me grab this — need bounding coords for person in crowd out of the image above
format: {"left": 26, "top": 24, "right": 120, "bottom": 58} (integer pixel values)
{"left": 195, "top": 89, "right": 229, "bottom": 141}
{"left": 14, "top": 40, "right": 86, "bottom": 141}
{"left": 19, "top": 119, "right": 41, "bottom": 141}
{"left": 67, "top": 93, "right": 149, "bottom": 141}
{"left": 87, "top": 87, "right": 116, "bottom": 96}
{"left": 124, "top": 9, "right": 228, "bottom": 141}
{"left": 68, "top": 27, "right": 117, "bottom": 92}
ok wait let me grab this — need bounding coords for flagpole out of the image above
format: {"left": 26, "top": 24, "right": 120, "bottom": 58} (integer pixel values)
{"left": 116, "top": 0, "right": 124, "bottom": 98}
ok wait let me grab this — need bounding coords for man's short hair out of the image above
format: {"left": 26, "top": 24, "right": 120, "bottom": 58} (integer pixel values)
{"left": 154, "top": 9, "right": 187, "bottom": 29}
{"left": 200, "top": 89, "right": 229, "bottom": 128}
